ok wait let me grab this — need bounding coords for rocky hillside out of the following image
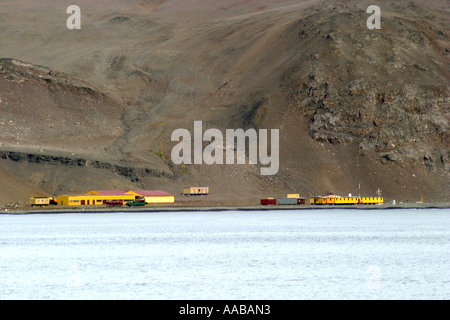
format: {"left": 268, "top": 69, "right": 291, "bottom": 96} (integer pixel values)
{"left": 0, "top": 58, "right": 124, "bottom": 157}
{"left": 0, "top": 0, "right": 448, "bottom": 205}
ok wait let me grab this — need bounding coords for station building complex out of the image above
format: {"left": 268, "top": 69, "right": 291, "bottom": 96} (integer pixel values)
{"left": 56, "top": 190, "right": 174, "bottom": 206}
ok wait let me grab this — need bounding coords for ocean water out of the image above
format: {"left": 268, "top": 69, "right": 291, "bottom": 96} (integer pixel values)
{"left": 0, "top": 209, "right": 448, "bottom": 300}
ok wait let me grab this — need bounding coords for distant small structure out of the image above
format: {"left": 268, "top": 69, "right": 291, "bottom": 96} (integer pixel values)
{"left": 29, "top": 197, "right": 55, "bottom": 206}
{"left": 261, "top": 193, "right": 306, "bottom": 206}
{"left": 183, "top": 187, "right": 209, "bottom": 196}
{"left": 261, "top": 198, "right": 277, "bottom": 205}
{"left": 129, "top": 190, "right": 174, "bottom": 204}
{"left": 277, "top": 198, "right": 299, "bottom": 205}
{"left": 310, "top": 194, "right": 384, "bottom": 205}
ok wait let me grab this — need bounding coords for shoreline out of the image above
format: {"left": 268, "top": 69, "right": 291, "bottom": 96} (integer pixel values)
{"left": 1, "top": 202, "right": 449, "bottom": 215}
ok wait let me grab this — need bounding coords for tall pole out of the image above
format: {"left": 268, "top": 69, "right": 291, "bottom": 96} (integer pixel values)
{"left": 358, "top": 181, "right": 361, "bottom": 199}
{"left": 377, "top": 188, "right": 382, "bottom": 197}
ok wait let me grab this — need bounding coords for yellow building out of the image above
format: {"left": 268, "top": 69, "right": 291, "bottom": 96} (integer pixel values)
{"left": 310, "top": 196, "right": 326, "bottom": 205}
{"left": 359, "top": 197, "right": 384, "bottom": 205}
{"left": 183, "top": 187, "right": 209, "bottom": 196}
{"left": 334, "top": 197, "right": 359, "bottom": 205}
{"left": 29, "top": 197, "right": 53, "bottom": 206}
{"left": 287, "top": 194, "right": 300, "bottom": 198}
{"left": 127, "top": 190, "right": 175, "bottom": 204}
{"left": 56, "top": 190, "right": 175, "bottom": 206}
{"left": 85, "top": 190, "right": 130, "bottom": 196}
{"left": 310, "top": 195, "right": 384, "bottom": 205}
{"left": 57, "top": 193, "right": 135, "bottom": 206}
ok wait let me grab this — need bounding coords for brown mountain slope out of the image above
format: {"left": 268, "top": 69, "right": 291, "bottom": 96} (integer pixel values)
{"left": 0, "top": 0, "right": 448, "bottom": 205}
{"left": 0, "top": 58, "right": 124, "bottom": 158}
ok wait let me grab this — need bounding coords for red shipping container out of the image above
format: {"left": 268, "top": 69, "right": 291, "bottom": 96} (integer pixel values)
{"left": 261, "top": 198, "right": 277, "bottom": 205}
{"left": 297, "top": 198, "right": 306, "bottom": 205}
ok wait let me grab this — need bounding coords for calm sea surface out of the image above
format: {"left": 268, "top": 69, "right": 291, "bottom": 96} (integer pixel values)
{"left": 0, "top": 209, "right": 448, "bottom": 300}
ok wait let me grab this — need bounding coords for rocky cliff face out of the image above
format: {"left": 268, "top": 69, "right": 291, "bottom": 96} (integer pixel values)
{"left": 283, "top": 8, "right": 448, "bottom": 173}
{"left": 0, "top": 0, "right": 448, "bottom": 204}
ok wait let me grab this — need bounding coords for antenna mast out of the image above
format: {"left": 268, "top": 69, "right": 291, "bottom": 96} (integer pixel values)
{"left": 358, "top": 181, "right": 361, "bottom": 199}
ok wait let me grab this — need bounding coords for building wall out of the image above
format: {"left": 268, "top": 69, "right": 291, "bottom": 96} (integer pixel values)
{"left": 335, "top": 197, "right": 359, "bottom": 205}
{"left": 310, "top": 196, "right": 384, "bottom": 205}
{"left": 183, "top": 187, "right": 209, "bottom": 195}
{"left": 57, "top": 195, "right": 135, "bottom": 206}
{"left": 29, "top": 197, "right": 51, "bottom": 205}
{"left": 144, "top": 196, "right": 175, "bottom": 204}
{"left": 57, "top": 191, "right": 176, "bottom": 206}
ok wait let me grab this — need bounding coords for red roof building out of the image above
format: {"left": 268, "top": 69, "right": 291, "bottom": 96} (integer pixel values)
{"left": 131, "top": 190, "right": 173, "bottom": 197}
